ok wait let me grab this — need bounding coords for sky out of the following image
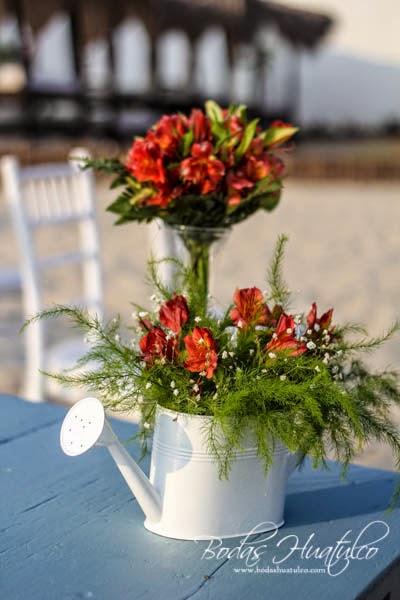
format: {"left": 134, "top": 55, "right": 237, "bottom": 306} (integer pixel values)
{"left": 287, "top": 0, "right": 400, "bottom": 65}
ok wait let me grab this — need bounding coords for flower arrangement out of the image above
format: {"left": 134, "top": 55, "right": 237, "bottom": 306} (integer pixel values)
{"left": 82, "top": 100, "right": 297, "bottom": 312}
{"left": 83, "top": 100, "right": 297, "bottom": 228}
{"left": 29, "top": 236, "right": 400, "bottom": 502}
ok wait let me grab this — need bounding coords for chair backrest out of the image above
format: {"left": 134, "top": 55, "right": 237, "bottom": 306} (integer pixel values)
{"left": 1, "top": 149, "right": 103, "bottom": 398}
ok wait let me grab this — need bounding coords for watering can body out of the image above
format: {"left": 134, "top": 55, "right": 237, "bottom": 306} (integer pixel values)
{"left": 144, "top": 406, "right": 299, "bottom": 540}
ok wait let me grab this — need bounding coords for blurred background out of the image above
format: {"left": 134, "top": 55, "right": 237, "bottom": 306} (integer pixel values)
{"left": 0, "top": 0, "right": 399, "bottom": 468}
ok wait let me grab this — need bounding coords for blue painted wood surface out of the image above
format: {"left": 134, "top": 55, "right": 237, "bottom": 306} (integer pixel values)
{"left": 1, "top": 394, "right": 399, "bottom": 600}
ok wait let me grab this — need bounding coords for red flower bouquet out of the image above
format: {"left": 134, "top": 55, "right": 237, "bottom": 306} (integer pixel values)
{"left": 84, "top": 100, "right": 298, "bottom": 228}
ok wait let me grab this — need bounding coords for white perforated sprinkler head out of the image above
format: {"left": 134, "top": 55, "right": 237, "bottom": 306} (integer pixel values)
{"left": 60, "top": 397, "right": 116, "bottom": 456}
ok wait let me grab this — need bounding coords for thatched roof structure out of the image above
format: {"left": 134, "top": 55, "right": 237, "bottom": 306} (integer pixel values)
{"left": 1, "top": 0, "right": 333, "bottom": 50}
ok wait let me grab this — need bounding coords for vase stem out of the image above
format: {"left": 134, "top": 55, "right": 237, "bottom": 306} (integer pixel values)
{"left": 170, "top": 225, "right": 230, "bottom": 316}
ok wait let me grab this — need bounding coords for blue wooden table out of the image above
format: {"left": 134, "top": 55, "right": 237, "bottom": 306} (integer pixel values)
{"left": 1, "top": 394, "right": 400, "bottom": 600}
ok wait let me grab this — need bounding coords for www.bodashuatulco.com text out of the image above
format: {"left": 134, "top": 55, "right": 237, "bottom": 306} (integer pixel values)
{"left": 234, "top": 566, "right": 326, "bottom": 574}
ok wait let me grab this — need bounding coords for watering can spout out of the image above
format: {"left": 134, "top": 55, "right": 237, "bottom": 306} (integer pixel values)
{"left": 60, "top": 397, "right": 162, "bottom": 523}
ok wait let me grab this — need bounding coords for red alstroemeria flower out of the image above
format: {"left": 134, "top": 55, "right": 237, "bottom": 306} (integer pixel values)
{"left": 230, "top": 287, "right": 271, "bottom": 329}
{"left": 126, "top": 139, "right": 166, "bottom": 185}
{"left": 150, "top": 114, "right": 188, "bottom": 156}
{"left": 247, "top": 137, "right": 264, "bottom": 157}
{"left": 269, "top": 154, "right": 285, "bottom": 178}
{"left": 145, "top": 185, "right": 172, "bottom": 208}
{"left": 180, "top": 142, "right": 225, "bottom": 194}
{"left": 226, "top": 170, "right": 254, "bottom": 191}
{"left": 188, "top": 109, "right": 211, "bottom": 142}
{"left": 184, "top": 326, "right": 218, "bottom": 379}
{"left": 226, "top": 170, "right": 254, "bottom": 206}
{"left": 159, "top": 293, "right": 189, "bottom": 334}
{"left": 307, "top": 302, "right": 334, "bottom": 331}
{"left": 139, "top": 326, "right": 178, "bottom": 366}
{"left": 244, "top": 155, "right": 271, "bottom": 181}
{"left": 265, "top": 313, "right": 306, "bottom": 357}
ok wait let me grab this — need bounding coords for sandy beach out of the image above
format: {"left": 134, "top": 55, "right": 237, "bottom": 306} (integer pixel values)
{"left": 1, "top": 177, "right": 400, "bottom": 470}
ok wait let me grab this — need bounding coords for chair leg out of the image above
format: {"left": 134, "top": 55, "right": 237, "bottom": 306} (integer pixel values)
{"left": 21, "top": 320, "right": 45, "bottom": 402}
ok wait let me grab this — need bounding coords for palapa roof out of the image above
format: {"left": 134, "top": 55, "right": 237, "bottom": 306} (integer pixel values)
{"left": 0, "top": 0, "right": 333, "bottom": 49}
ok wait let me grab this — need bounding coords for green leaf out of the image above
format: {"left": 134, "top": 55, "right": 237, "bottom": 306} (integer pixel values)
{"left": 129, "top": 188, "right": 155, "bottom": 205}
{"left": 235, "top": 119, "right": 259, "bottom": 160}
{"left": 258, "top": 192, "right": 281, "bottom": 212}
{"left": 181, "top": 129, "right": 194, "bottom": 156}
{"left": 205, "top": 100, "right": 223, "bottom": 123}
{"left": 233, "top": 104, "right": 247, "bottom": 121}
{"left": 262, "top": 126, "right": 299, "bottom": 147}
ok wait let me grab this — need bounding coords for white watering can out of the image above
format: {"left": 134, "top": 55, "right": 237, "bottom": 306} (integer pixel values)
{"left": 60, "top": 397, "right": 300, "bottom": 540}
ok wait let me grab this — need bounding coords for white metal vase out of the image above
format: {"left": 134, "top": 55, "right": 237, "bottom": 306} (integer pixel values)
{"left": 145, "top": 405, "right": 299, "bottom": 540}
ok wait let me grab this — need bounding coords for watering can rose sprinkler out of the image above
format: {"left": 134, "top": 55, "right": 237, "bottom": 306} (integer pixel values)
{"left": 60, "top": 397, "right": 162, "bottom": 524}
{"left": 60, "top": 397, "right": 301, "bottom": 540}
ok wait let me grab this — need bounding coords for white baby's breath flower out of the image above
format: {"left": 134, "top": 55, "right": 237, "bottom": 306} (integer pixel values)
{"left": 194, "top": 316, "right": 202, "bottom": 323}
{"left": 280, "top": 375, "right": 287, "bottom": 381}
{"left": 145, "top": 382, "right": 152, "bottom": 389}
{"left": 237, "top": 320, "right": 243, "bottom": 328}
{"left": 222, "top": 350, "right": 228, "bottom": 359}
{"left": 261, "top": 369, "right": 267, "bottom": 373}
{"left": 170, "top": 381, "right": 176, "bottom": 389}
{"left": 336, "top": 349, "right": 343, "bottom": 356}
{"left": 173, "top": 389, "right": 179, "bottom": 396}
{"left": 139, "top": 311, "right": 148, "bottom": 318}
{"left": 213, "top": 392, "right": 218, "bottom": 400}
{"left": 195, "top": 393, "right": 201, "bottom": 401}
{"left": 131, "top": 311, "right": 138, "bottom": 320}
{"left": 249, "top": 349, "right": 255, "bottom": 356}
{"left": 193, "top": 383, "right": 199, "bottom": 392}
{"left": 315, "top": 365, "right": 321, "bottom": 373}
{"left": 272, "top": 333, "right": 278, "bottom": 340}
{"left": 286, "top": 328, "right": 293, "bottom": 335}
{"left": 200, "top": 370, "right": 206, "bottom": 377}
{"left": 228, "top": 351, "right": 235, "bottom": 358}
{"left": 143, "top": 422, "right": 151, "bottom": 429}
{"left": 314, "top": 323, "right": 320, "bottom": 332}
{"left": 306, "top": 341, "right": 316, "bottom": 350}
{"left": 114, "top": 334, "right": 121, "bottom": 342}
{"left": 160, "top": 357, "right": 166, "bottom": 364}
{"left": 268, "top": 352, "right": 277, "bottom": 359}
{"left": 307, "top": 329, "right": 312, "bottom": 336}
